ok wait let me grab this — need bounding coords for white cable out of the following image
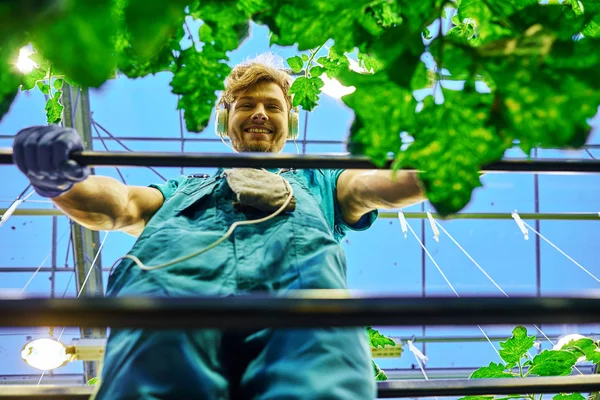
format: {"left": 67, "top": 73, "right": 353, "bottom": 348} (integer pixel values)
{"left": 405, "top": 221, "right": 502, "bottom": 360}
{"left": 38, "top": 231, "right": 110, "bottom": 386}
{"left": 115, "top": 177, "right": 294, "bottom": 272}
{"left": 20, "top": 253, "right": 52, "bottom": 293}
{"left": 434, "top": 219, "right": 584, "bottom": 373}
{"left": 521, "top": 220, "right": 600, "bottom": 284}
{"left": 406, "top": 222, "right": 459, "bottom": 297}
{"left": 77, "top": 231, "right": 110, "bottom": 297}
{"left": 21, "top": 228, "right": 70, "bottom": 293}
{"left": 435, "top": 221, "right": 509, "bottom": 297}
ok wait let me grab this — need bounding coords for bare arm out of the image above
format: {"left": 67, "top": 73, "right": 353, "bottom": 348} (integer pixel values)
{"left": 52, "top": 175, "right": 164, "bottom": 237}
{"left": 336, "top": 169, "right": 426, "bottom": 226}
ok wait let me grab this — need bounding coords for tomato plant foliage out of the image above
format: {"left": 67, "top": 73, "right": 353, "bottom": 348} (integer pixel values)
{"left": 460, "top": 326, "right": 600, "bottom": 400}
{"left": 1, "top": 0, "right": 599, "bottom": 214}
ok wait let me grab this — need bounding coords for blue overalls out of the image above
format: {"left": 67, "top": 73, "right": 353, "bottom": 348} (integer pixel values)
{"left": 94, "top": 168, "right": 378, "bottom": 399}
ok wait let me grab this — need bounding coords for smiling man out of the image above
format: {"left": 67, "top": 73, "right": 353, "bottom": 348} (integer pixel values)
{"left": 12, "top": 55, "right": 425, "bottom": 399}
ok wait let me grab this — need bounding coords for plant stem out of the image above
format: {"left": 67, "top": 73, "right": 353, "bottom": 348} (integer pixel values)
{"left": 48, "top": 63, "right": 53, "bottom": 99}
{"left": 306, "top": 43, "right": 325, "bottom": 78}
{"left": 518, "top": 359, "right": 523, "bottom": 377}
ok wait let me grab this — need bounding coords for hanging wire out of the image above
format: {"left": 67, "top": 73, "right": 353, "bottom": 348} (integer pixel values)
{"left": 20, "top": 228, "right": 70, "bottom": 293}
{"left": 91, "top": 119, "right": 167, "bottom": 182}
{"left": 92, "top": 123, "right": 127, "bottom": 184}
{"left": 405, "top": 221, "right": 502, "bottom": 360}
{"left": 521, "top": 220, "right": 600, "bottom": 284}
{"left": 434, "top": 219, "right": 585, "bottom": 374}
{"left": 37, "top": 231, "right": 110, "bottom": 386}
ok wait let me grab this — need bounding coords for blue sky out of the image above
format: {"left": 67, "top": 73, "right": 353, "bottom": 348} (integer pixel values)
{"left": 1, "top": 21, "right": 600, "bottom": 388}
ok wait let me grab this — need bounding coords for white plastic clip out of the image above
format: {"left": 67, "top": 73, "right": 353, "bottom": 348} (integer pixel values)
{"left": 0, "top": 191, "right": 35, "bottom": 229}
{"left": 0, "top": 199, "right": 23, "bottom": 228}
{"left": 407, "top": 340, "right": 428, "bottom": 364}
{"left": 398, "top": 211, "right": 408, "bottom": 239}
{"left": 511, "top": 210, "right": 529, "bottom": 240}
{"left": 427, "top": 211, "right": 440, "bottom": 242}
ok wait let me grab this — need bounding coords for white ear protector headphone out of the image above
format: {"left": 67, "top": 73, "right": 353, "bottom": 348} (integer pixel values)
{"left": 215, "top": 103, "right": 300, "bottom": 140}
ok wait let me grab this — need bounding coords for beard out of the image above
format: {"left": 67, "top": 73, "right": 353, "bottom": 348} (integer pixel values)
{"left": 231, "top": 134, "right": 285, "bottom": 153}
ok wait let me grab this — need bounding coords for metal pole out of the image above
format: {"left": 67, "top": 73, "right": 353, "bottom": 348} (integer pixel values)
{"left": 1, "top": 374, "right": 600, "bottom": 399}
{"left": 4, "top": 209, "right": 600, "bottom": 220}
{"left": 2, "top": 149, "right": 600, "bottom": 172}
{"left": 61, "top": 85, "right": 106, "bottom": 383}
{"left": 2, "top": 297, "right": 600, "bottom": 328}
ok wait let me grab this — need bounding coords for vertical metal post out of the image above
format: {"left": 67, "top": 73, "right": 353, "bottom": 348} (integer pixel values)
{"left": 61, "top": 84, "right": 106, "bottom": 383}
{"left": 420, "top": 202, "right": 427, "bottom": 360}
{"left": 533, "top": 149, "right": 541, "bottom": 297}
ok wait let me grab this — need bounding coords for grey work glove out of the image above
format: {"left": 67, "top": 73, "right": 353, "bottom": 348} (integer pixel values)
{"left": 224, "top": 168, "right": 296, "bottom": 213}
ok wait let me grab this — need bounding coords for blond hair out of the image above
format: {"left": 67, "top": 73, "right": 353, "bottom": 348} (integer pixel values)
{"left": 218, "top": 53, "right": 293, "bottom": 110}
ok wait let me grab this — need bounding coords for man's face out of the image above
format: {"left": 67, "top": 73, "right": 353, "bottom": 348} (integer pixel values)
{"left": 227, "top": 81, "right": 289, "bottom": 153}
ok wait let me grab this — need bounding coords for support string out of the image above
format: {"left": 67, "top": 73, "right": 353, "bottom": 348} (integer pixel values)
{"left": 434, "top": 219, "right": 585, "bottom": 374}
{"left": 521, "top": 220, "right": 600, "bottom": 284}
{"left": 405, "top": 221, "right": 502, "bottom": 360}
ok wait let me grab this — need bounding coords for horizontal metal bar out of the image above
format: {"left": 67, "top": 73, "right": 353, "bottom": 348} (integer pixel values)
{"left": 1, "top": 375, "right": 599, "bottom": 399}
{"left": 379, "top": 211, "right": 600, "bottom": 220}
{"left": 378, "top": 375, "right": 600, "bottom": 398}
{"left": 2, "top": 148, "right": 600, "bottom": 172}
{"left": 0, "top": 267, "right": 112, "bottom": 273}
{"left": 4, "top": 134, "right": 600, "bottom": 150}
{"left": 3, "top": 208, "right": 600, "bottom": 221}
{"left": 1, "top": 296, "right": 600, "bottom": 328}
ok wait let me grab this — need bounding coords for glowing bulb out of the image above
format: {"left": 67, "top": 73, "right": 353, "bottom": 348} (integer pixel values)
{"left": 16, "top": 46, "right": 38, "bottom": 74}
{"left": 21, "top": 338, "right": 71, "bottom": 371}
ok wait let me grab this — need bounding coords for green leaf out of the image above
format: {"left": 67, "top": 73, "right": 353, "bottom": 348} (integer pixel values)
{"left": 527, "top": 350, "right": 578, "bottom": 377}
{"left": 457, "top": 0, "right": 513, "bottom": 45}
{"left": 122, "top": 0, "right": 188, "bottom": 60}
{"left": 309, "top": 66, "right": 325, "bottom": 77}
{"left": 470, "top": 362, "right": 514, "bottom": 379}
{"left": 372, "top": 360, "right": 388, "bottom": 381}
{"left": 499, "top": 326, "right": 536, "bottom": 366}
{"left": 582, "top": 14, "right": 600, "bottom": 37}
{"left": 338, "top": 70, "right": 409, "bottom": 165}
{"left": 368, "top": 1, "right": 402, "bottom": 28}
{"left": 45, "top": 93, "right": 64, "bottom": 124}
{"left": 301, "top": 54, "right": 309, "bottom": 62}
{"left": 269, "top": 0, "right": 372, "bottom": 51}
{"left": 559, "top": 338, "right": 600, "bottom": 363}
{"left": 484, "top": 55, "right": 600, "bottom": 154}
{"left": 21, "top": 68, "right": 47, "bottom": 91}
{"left": 31, "top": 1, "right": 118, "bottom": 87}
{"left": 289, "top": 76, "right": 324, "bottom": 110}
{"left": 553, "top": 394, "right": 585, "bottom": 400}
{"left": 317, "top": 46, "right": 350, "bottom": 78}
{"left": 37, "top": 81, "right": 50, "bottom": 95}
{"left": 287, "top": 56, "right": 304, "bottom": 73}
{"left": 170, "top": 47, "right": 231, "bottom": 132}
{"left": 53, "top": 78, "right": 64, "bottom": 90}
{"left": 366, "top": 327, "right": 396, "bottom": 349}
{"left": 86, "top": 377, "right": 99, "bottom": 386}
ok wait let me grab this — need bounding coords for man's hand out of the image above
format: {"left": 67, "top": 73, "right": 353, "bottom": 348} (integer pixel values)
{"left": 13, "top": 126, "right": 90, "bottom": 198}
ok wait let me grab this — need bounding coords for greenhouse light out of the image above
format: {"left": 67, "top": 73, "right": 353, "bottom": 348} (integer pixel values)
{"left": 16, "top": 46, "right": 38, "bottom": 74}
{"left": 21, "top": 338, "right": 72, "bottom": 371}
